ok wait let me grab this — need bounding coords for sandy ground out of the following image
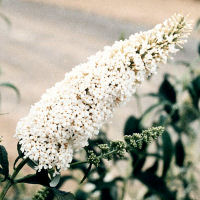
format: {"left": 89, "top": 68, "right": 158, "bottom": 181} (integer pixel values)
{"left": 0, "top": 0, "right": 199, "bottom": 198}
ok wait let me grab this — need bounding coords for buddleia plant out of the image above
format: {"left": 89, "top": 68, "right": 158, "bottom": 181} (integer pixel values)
{"left": 0, "top": 13, "right": 192, "bottom": 200}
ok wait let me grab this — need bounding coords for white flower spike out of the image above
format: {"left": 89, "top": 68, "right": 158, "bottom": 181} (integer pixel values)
{"left": 15, "top": 14, "right": 192, "bottom": 173}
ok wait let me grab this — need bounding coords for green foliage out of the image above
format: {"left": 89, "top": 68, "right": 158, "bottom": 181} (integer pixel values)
{"left": 195, "top": 18, "right": 200, "bottom": 31}
{"left": 188, "top": 76, "right": 200, "bottom": 109}
{"left": 49, "top": 174, "right": 61, "bottom": 188}
{"left": 162, "top": 131, "right": 173, "bottom": 178}
{"left": 0, "top": 13, "right": 11, "bottom": 27}
{"left": 0, "top": 82, "right": 20, "bottom": 101}
{"left": 124, "top": 116, "right": 141, "bottom": 135}
{"left": 0, "top": 145, "right": 9, "bottom": 181}
{"left": 175, "top": 139, "right": 185, "bottom": 167}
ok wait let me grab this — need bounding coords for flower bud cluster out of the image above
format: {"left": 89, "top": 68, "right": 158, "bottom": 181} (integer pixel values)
{"left": 124, "top": 126, "right": 164, "bottom": 149}
{"left": 87, "top": 150, "right": 100, "bottom": 167}
{"left": 87, "top": 126, "right": 164, "bottom": 166}
{"left": 32, "top": 187, "right": 49, "bottom": 200}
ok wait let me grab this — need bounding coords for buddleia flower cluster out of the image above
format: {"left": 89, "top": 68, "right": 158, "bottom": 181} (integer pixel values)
{"left": 88, "top": 126, "right": 164, "bottom": 167}
{"left": 15, "top": 14, "right": 192, "bottom": 173}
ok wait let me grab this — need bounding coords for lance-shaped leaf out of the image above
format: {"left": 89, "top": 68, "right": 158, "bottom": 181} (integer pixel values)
{"left": 75, "top": 189, "right": 88, "bottom": 200}
{"left": 17, "top": 142, "right": 24, "bottom": 158}
{"left": 159, "top": 76, "right": 176, "bottom": 104}
{"left": 124, "top": 116, "right": 141, "bottom": 136}
{"left": 188, "top": 76, "right": 200, "bottom": 110}
{"left": 175, "top": 139, "right": 185, "bottom": 167}
{"left": 195, "top": 18, "right": 200, "bottom": 30}
{"left": 162, "top": 131, "right": 173, "bottom": 178}
{"left": 0, "top": 82, "right": 20, "bottom": 100}
{"left": 0, "top": 145, "right": 9, "bottom": 180}
{"left": 50, "top": 174, "right": 61, "bottom": 188}
{"left": 17, "top": 142, "right": 38, "bottom": 170}
{"left": 16, "top": 170, "right": 50, "bottom": 186}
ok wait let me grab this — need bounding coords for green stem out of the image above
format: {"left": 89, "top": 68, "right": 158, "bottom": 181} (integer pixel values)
{"left": 70, "top": 149, "right": 118, "bottom": 167}
{"left": 70, "top": 160, "right": 88, "bottom": 167}
{"left": 135, "top": 92, "right": 142, "bottom": 115}
{"left": 14, "top": 174, "right": 36, "bottom": 184}
{"left": 98, "top": 149, "right": 117, "bottom": 159}
{"left": 0, "top": 158, "right": 28, "bottom": 200}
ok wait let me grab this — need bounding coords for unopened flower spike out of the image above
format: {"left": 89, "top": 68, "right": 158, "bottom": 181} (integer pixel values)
{"left": 15, "top": 14, "right": 192, "bottom": 173}
{"left": 87, "top": 126, "right": 164, "bottom": 165}
{"left": 124, "top": 126, "right": 165, "bottom": 149}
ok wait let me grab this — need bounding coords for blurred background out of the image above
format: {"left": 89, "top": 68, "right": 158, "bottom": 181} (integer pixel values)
{"left": 0, "top": 0, "right": 200, "bottom": 199}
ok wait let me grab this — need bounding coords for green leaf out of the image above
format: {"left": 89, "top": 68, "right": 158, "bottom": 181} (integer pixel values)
{"left": 50, "top": 174, "right": 61, "bottom": 188}
{"left": 175, "top": 60, "right": 190, "bottom": 67}
{"left": 135, "top": 172, "right": 176, "bottom": 200}
{"left": 17, "top": 143, "right": 38, "bottom": 170}
{"left": 198, "top": 42, "right": 200, "bottom": 56}
{"left": 52, "top": 188, "right": 75, "bottom": 200}
{"left": 132, "top": 156, "right": 146, "bottom": 175}
{"left": 0, "top": 12, "right": 11, "bottom": 26}
{"left": 162, "top": 131, "right": 173, "bottom": 178}
{"left": 124, "top": 116, "right": 141, "bottom": 135}
{"left": 143, "top": 191, "right": 153, "bottom": 199}
{"left": 75, "top": 189, "right": 88, "bottom": 200}
{"left": 0, "top": 145, "right": 9, "bottom": 180}
{"left": 188, "top": 76, "right": 200, "bottom": 109}
{"left": 100, "top": 184, "right": 118, "bottom": 200}
{"left": 145, "top": 92, "right": 159, "bottom": 97}
{"left": 13, "top": 156, "right": 21, "bottom": 170}
{"left": 0, "top": 82, "right": 20, "bottom": 101}
{"left": 17, "top": 170, "right": 50, "bottom": 186}
{"left": 175, "top": 139, "right": 185, "bottom": 167}
{"left": 17, "top": 142, "right": 24, "bottom": 158}
{"left": 0, "top": 167, "right": 4, "bottom": 174}
{"left": 16, "top": 174, "right": 39, "bottom": 184}
{"left": 140, "top": 102, "right": 162, "bottom": 120}
{"left": 159, "top": 76, "right": 176, "bottom": 104}
{"left": 195, "top": 18, "right": 200, "bottom": 30}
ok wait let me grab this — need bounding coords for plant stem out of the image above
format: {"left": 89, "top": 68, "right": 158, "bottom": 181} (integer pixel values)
{"left": 70, "top": 149, "right": 118, "bottom": 167}
{"left": 98, "top": 149, "right": 117, "bottom": 159}
{"left": 14, "top": 174, "right": 36, "bottom": 184}
{"left": 0, "top": 158, "right": 28, "bottom": 200}
{"left": 134, "top": 92, "right": 142, "bottom": 115}
{"left": 70, "top": 160, "right": 88, "bottom": 167}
